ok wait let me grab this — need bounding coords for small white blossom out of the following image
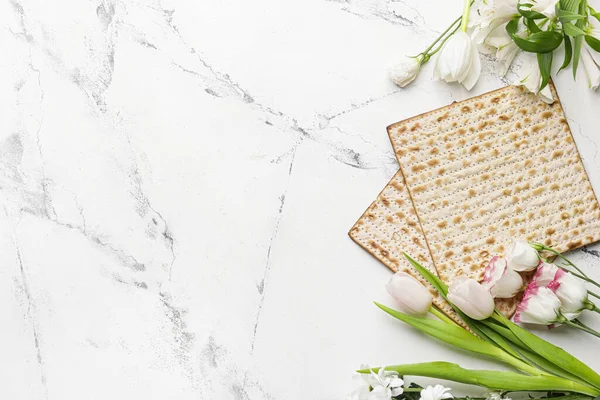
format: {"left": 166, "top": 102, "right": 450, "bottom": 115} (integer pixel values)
{"left": 388, "top": 56, "right": 423, "bottom": 88}
{"left": 487, "top": 392, "right": 511, "bottom": 400}
{"left": 348, "top": 366, "right": 404, "bottom": 400}
{"left": 420, "top": 385, "right": 453, "bottom": 400}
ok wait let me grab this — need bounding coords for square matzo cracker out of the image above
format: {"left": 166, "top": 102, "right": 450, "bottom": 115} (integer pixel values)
{"left": 349, "top": 170, "right": 521, "bottom": 323}
{"left": 387, "top": 83, "right": 600, "bottom": 287}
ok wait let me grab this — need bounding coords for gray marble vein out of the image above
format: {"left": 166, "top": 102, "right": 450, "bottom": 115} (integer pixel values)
{"left": 2, "top": 0, "right": 600, "bottom": 399}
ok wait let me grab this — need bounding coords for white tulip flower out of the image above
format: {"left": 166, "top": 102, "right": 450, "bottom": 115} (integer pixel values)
{"left": 434, "top": 31, "right": 481, "bottom": 90}
{"left": 482, "top": 256, "right": 524, "bottom": 298}
{"left": 549, "top": 269, "right": 593, "bottom": 319}
{"left": 506, "top": 239, "right": 540, "bottom": 272}
{"left": 532, "top": 262, "right": 559, "bottom": 286}
{"left": 386, "top": 272, "right": 433, "bottom": 315}
{"left": 448, "top": 277, "right": 495, "bottom": 320}
{"left": 514, "top": 284, "right": 562, "bottom": 325}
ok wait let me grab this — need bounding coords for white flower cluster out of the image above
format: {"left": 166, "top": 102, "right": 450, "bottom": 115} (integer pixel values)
{"left": 349, "top": 366, "right": 453, "bottom": 400}
{"left": 388, "top": 0, "right": 600, "bottom": 98}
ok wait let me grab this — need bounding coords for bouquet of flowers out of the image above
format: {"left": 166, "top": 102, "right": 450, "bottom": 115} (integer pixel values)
{"left": 350, "top": 240, "right": 600, "bottom": 400}
{"left": 389, "top": 0, "right": 600, "bottom": 100}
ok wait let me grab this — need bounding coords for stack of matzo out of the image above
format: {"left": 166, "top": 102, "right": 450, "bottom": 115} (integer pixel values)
{"left": 350, "top": 83, "right": 600, "bottom": 324}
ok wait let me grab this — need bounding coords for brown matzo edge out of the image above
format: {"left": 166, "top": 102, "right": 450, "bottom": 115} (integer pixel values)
{"left": 349, "top": 170, "right": 468, "bottom": 327}
{"left": 386, "top": 82, "right": 600, "bottom": 317}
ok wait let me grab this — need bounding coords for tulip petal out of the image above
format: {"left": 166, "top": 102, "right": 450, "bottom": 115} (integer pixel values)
{"left": 460, "top": 43, "right": 481, "bottom": 90}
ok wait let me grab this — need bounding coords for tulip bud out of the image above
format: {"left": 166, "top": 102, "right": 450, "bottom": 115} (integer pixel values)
{"left": 386, "top": 272, "right": 433, "bottom": 315}
{"left": 532, "top": 262, "right": 559, "bottom": 286}
{"left": 506, "top": 240, "right": 540, "bottom": 272}
{"left": 482, "top": 256, "right": 523, "bottom": 299}
{"left": 388, "top": 56, "right": 422, "bottom": 88}
{"left": 514, "top": 283, "right": 561, "bottom": 325}
{"left": 548, "top": 269, "right": 593, "bottom": 320}
{"left": 447, "top": 277, "right": 495, "bottom": 320}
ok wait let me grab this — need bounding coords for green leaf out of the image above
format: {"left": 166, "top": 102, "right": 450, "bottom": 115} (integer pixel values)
{"left": 506, "top": 17, "right": 520, "bottom": 35}
{"left": 586, "top": 35, "right": 600, "bottom": 52}
{"left": 512, "top": 30, "right": 563, "bottom": 53}
{"left": 573, "top": 36, "right": 583, "bottom": 78}
{"left": 494, "top": 311, "right": 600, "bottom": 390}
{"left": 526, "top": 17, "right": 542, "bottom": 33}
{"left": 589, "top": 5, "right": 600, "bottom": 22}
{"left": 374, "top": 302, "right": 506, "bottom": 360}
{"left": 472, "top": 322, "right": 522, "bottom": 359}
{"left": 518, "top": 3, "right": 548, "bottom": 19}
{"left": 563, "top": 22, "right": 586, "bottom": 37}
{"left": 374, "top": 302, "right": 542, "bottom": 376}
{"left": 557, "top": 9, "right": 586, "bottom": 23}
{"left": 558, "top": 35, "right": 573, "bottom": 73}
{"left": 361, "top": 362, "right": 600, "bottom": 395}
{"left": 403, "top": 253, "right": 448, "bottom": 296}
{"left": 572, "top": 0, "right": 586, "bottom": 79}
{"left": 560, "top": 0, "right": 582, "bottom": 13}
{"left": 517, "top": 345, "right": 591, "bottom": 385}
{"left": 537, "top": 52, "right": 553, "bottom": 91}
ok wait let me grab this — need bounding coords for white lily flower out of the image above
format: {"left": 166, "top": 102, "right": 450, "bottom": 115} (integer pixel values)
{"left": 470, "top": 0, "right": 519, "bottom": 49}
{"left": 531, "top": 0, "right": 560, "bottom": 18}
{"left": 386, "top": 272, "right": 433, "bottom": 315}
{"left": 482, "top": 256, "right": 524, "bottom": 298}
{"left": 486, "top": 28, "right": 522, "bottom": 76}
{"left": 514, "top": 283, "right": 562, "bottom": 325}
{"left": 448, "top": 277, "right": 496, "bottom": 320}
{"left": 388, "top": 55, "right": 423, "bottom": 88}
{"left": 580, "top": 46, "right": 600, "bottom": 91}
{"left": 548, "top": 269, "right": 591, "bottom": 319}
{"left": 516, "top": 61, "right": 554, "bottom": 103}
{"left": 420, "top": 385, "right": 453, "bottom": 400}
{"left": 505, "top": 239, "right": 540, "bottom": 272}
{"left": 434, "top": 31, "right": 481, "bottom": 90}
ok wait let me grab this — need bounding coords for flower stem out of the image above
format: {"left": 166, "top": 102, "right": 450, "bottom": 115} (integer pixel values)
{"left": 565, "top": 319, "right": 600, "bottom": 339}
{"left": 588, "top": 290, "right": 600, "bottom": 301}
{"left": 419, "top": 16, "right": 462, "bottom": 62}
{"left": 403, "top": 388, "right": 423, "bottom": 393}
{"left": 430, "top": 306, "right": 458, "bottom": 325}
{"left": 460, "top": 0, "right": 472, "bottom": 32}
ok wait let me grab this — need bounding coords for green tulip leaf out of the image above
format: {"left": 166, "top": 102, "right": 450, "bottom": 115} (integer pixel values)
{"left": 494, "top": 311, "right": 600, "bottom": 390}
{"left": 403, "top": 253, "right": 448, "bottom": 296}
{"left": 374, "top": 302, "right": 540, "bottom": 375}
{"left": 360, "top": 362, "right": 600, "bottom": 395}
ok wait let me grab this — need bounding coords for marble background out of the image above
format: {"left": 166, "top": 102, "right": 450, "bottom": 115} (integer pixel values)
{"left": 2, "top": 0, "right": 600, "bottom": 398}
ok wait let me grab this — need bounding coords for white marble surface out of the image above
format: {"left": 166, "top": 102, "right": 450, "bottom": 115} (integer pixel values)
{"left": 3, "top": 0, "right": 600, "bottom": 398}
